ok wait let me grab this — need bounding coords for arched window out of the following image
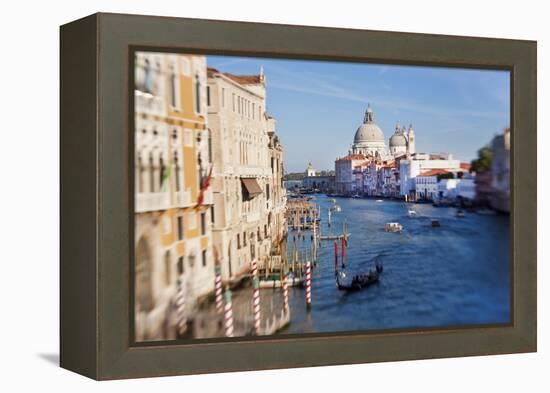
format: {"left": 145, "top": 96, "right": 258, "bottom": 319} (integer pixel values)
{"left": 169, "top": 64, "right": 177, "bottom": 108}
{"left": 195, "top": 75, "right": 201, "bottom": 113}
{"left": 159, "top": 155, "right": 166, "bottom": 191}
{"left": 164, "top": 250, "right": 171, "bottom": 286}
{"left": 177, "top": 256, "right": 184, "bottom": 275}
{"left": 137, "top": 153, "right": 144, "bottom": 193}
{"left": 148, "top": 153, "right": 155, "bottom": 193}
{"left": 174, "top": 151, "right": 181, "bottom": 192}
{"left": 136, "top": 237, "right": 154, "bottom": 312}
{"left": 143, "top": 58, "right": 153, "bottom": 94}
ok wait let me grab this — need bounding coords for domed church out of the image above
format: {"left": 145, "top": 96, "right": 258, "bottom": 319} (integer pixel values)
{"left": 351, "top": 103, "right": 416, "bottom": 159}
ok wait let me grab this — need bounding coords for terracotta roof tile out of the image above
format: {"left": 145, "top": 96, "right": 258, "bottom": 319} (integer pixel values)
{"left": 336, "top": 154, "right": 366, "bottom": 161}
{"left": 419, "top": 168, "right": 449, "bottom": 177}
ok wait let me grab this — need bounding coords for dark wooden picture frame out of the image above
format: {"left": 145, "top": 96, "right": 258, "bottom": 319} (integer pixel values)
{"left": 60, "top": 12, "right": 537, "bottom": 380}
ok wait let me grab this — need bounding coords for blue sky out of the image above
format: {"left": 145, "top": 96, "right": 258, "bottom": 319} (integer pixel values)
{"left": 208, "top": 55, "right": 510, "bottom": 173}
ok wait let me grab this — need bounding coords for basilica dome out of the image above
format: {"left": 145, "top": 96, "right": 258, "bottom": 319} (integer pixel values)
{"left": 353, "top": 104, "right": 385, "bottom": 144}
{"left": 389, "top": 133, "right": 407, "bottom": 147}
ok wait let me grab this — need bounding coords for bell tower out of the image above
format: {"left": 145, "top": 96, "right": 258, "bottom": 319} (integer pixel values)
{"left": 407, "top": 124, "right": 416, "bottom": 155}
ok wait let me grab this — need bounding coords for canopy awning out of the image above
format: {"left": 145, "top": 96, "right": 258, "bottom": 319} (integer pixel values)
{"left": 241, "top": 177, "right": 263, "bottom": 199}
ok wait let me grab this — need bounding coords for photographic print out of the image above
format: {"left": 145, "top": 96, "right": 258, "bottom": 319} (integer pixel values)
{"left": 133, "top": 52, "right": 510, "bottom": 343}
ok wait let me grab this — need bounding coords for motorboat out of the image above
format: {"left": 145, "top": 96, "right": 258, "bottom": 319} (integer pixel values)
{"left": 408, "top": 209, "right": 417, "bottom": 217}
{"left": 431, "top": 219, "right": 441, "bottom": 227}
{"left": 384, "top": 222, "right": 403, "bottom": 233}
{"left": 456, "top": 209, "right": 466, "bottom": 218}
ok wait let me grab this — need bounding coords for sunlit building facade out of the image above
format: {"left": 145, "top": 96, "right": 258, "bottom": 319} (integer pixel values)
{"left": 134, "top": 53, "right": 214, "bottom": 341}
{"left": 207, "top": 67, "right": 286, "bottom": 281}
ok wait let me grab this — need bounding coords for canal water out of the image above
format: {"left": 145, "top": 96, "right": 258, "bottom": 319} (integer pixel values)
{"left": 274, "top": 195, "right": 511, "bottom": 335}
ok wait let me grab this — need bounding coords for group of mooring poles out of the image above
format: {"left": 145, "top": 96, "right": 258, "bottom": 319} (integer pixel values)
{"left": 174, "top": 252, "right": 314, "bottom": 339}
{"left": 333, "top": 236, "right": 347, "bottom": 286}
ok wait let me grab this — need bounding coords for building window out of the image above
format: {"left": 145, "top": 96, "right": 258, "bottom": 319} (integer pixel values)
{"left": 264, "top": 225, "right": 268, "bottom": 238}
{"left": 202, "top": 250, "right": 207, "bottom": 267}
{"left": 237, "top": 234, "right": 241, "bottom": 249}
{"left": 221, "top": 88, "right": 225, "bottom": 107}
{"left": 169, "top": 64, "right": 177, "bottom": 108}
{"left": 195, "top": 75, "right": 201, "bottom": 113}
{"left": 208, "top": 129, "right": 212, "bottom": 163}
{"left": 143, "top": 58, "right": 153, "bottom": 94}
{"left": 137, "top": 154, "right": 144, "bottom": 193}
{"left": 232, "top": 93, "right": 235, "bottom": 112}
{"left": 200, "top": 212, "right": 206, "bottom": 235}
{"left": 174, "top": 152, "right": 181, "bottom": 192}
{"left": 188, "top": 254, "right": 196, "bottom": 268}
{"left": 177, "top": 256, "right": 184, "bottom": 275}
{"left": 148, "top": 153, "right": 155, "bottom": 192}
{"left": 159, "top": 155, "right": 166, "bottom": 190}
{"left": 266, "top": 183, "right": 270, "bottom": 200}
{"left": 164, "top": 251, "right": 171, "bottom": 286}
{"left": 177, "top": 216, "right": 184, "bottom": 240}
{"left": 206, "top": 85, "right": 211, "bottom": 106}
{"left": 243, "top": 232, "right": 247, "bottom": 246}
{"left": 210, "top": 206, "right": 215, "bottom": 224}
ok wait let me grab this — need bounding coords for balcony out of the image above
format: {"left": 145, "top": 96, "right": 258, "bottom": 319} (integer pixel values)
{"left": 135, "top": 192, "right": 170, "bottom": 213}
{"left": 135, "top": 90, "right": 165, "bottom": 117}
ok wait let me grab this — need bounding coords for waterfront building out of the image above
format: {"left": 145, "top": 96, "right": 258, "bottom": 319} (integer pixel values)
{"left": 474, "top": 171, "right": 493, "bottom": 206}
{"left": 380, "top": 161, "right": 400, "bottom": 197}
{"left": 207, "top": 67, "right": 286, "bottom": 281}
{"left": 134, "top": 53, "right": 214, "bottom": 341}
{"left": 490, "top": 128, "right": 510, "bottom": 213}
{"left": 413, "top": 169, "right": 448, "bottom": 200}
{"left": 438, "top": 178, "right": 476, "bottom": 200}
{"left": 267, "top": 117, "right": 287, "bottom": 247}
{"left": 335, "top": 154, "right": 367, "bottom": 194}
{"left": 302, "top": 175, "right": 336, "bottom": 192}
{"left": 399, "top": 153, "right": 461, "bottom": 199}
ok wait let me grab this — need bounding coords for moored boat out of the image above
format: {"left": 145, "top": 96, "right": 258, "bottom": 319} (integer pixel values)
{"left": 258, "top": 273, "right": 304, "bottom": 289}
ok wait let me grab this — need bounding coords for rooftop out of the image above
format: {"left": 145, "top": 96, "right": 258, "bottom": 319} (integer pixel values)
{"left": 336, "top": 153, "right": 367, "bottom": 162}
{"left": 208, "top": 67, "right": 263, "bottom": 84}
{"left": 419, "top": 169, "right": 450, "bottom": 177}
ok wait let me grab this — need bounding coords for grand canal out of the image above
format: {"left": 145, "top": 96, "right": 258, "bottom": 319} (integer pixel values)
{"left": 276, "top": 195, "right": 511, "bottom": 334}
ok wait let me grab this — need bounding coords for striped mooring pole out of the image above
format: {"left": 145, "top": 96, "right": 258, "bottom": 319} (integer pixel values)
{"left": 214, "top": 264, "right": 223, "bottom": 314}
{"left": 305, "top": 260, "right": 312, "bottom": 310}
{"left": 334, "top": 240, "right": 339, "bottom": 272}
{"left": 283, "top": 273, "right": 289, "bottom": 313}
{"left": 341, "top": 236, "right": 346, "bottom": 270}
{"left": 223, "top": 288, "right": 234, "bottom": 338}
{"left": 251, "top": 259, "right": 261, "bottom": 335}
{"left": 175, "top": 278, "right": 187, "bottom": 336}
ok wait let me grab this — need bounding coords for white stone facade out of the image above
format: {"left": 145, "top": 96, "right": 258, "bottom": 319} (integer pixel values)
{"left": 207, "top": 68, "right": 286, "bottom": 280}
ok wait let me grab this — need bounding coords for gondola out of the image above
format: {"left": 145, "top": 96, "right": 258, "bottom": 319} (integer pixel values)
{"left": 336, "top": 262, "right": 383, "bottom": 292}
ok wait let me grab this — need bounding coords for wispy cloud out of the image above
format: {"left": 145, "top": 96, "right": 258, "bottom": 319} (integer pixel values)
{"left": 209, "top": 58, "right": 250, "bottom": 68}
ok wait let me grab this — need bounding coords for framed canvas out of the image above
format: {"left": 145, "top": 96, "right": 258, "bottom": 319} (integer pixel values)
{"left": 60, "top": 12, "right": 537, "bottom": 380}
